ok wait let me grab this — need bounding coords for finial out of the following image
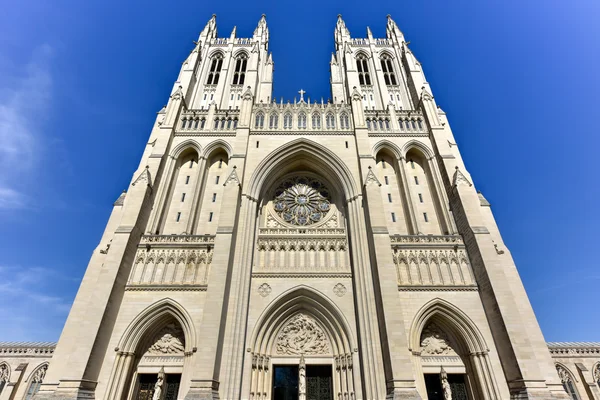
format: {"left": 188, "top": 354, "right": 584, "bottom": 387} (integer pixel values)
{"left": 387, "top": 14, "right": 391, "bottom": 19}
{"left": 212, "top": 13, "right": 216, "bottom": 18}
{"left": 261, "top": 13, "right": 266, "bottom": 18}
{"left": 337, "top": 14, "right": 342, "bottom": 18}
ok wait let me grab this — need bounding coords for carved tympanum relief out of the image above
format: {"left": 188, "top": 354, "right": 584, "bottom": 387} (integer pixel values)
{"left": 276, "top": 313, "right": 330, "bottom": 355}
{"left": 147, "top": 323, "right": 185, "bottom": 355}
{"left": 420, "top": 323, "right": 457, "bottom": 356}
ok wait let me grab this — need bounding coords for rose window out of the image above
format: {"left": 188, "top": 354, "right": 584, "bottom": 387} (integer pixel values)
{"left": 273, "top": 177, "right": 331, "bottom": 226}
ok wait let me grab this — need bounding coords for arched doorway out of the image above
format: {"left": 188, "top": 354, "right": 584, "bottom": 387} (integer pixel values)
{"left": 247, "top": 287, "right": 357, "bottom": 400}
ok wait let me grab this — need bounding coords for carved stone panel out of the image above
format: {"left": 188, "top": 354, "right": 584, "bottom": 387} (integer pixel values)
{"left": 276, "top": 313, "right": 330, "bottom": 355}
{"left": 147, "top": 323, "right": 185, "bottom": 355}
{"left": 420, "top": 322, "right": 457, "bottom": 356}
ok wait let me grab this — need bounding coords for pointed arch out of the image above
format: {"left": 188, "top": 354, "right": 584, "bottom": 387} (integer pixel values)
{"left": 409, "top": 298, "right": 488, "bottom": 355}
{"left": 246, "top": 138, "right": 358, "bottom": 201}
{"left": 117, "top": 298, "right": 196, "bottom": 353}
{"left": 555, "top": 363, "right": 581, "bottom": 399}
{"left": 0, "top": 362, "right": 10, "bottom": 391}
{"left": 401, "top": 139, "right": 434, "bottom": 160}
{"left": 202, "top": 139, "right": 233, "bottom": 160}
{"left": 250, "top": 285, "right": 355, "bottom": 356}
{"left": 170, "top": 139, "right": 202, "bottom": 159}
{"left": 23, "top": 362, "right": 48, "bottom": 400}
{"left": 373, "top": 139, "right": 402, "bottom": 160}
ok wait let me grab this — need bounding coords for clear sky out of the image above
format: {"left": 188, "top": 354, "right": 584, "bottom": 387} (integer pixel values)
{"left": 0, "top": 0, "right": 598, "bottom": 342}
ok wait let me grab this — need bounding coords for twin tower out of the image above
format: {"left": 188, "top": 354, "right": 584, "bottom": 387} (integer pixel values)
{"left": 23, "top": 14, "right": 581, "bottom": 400}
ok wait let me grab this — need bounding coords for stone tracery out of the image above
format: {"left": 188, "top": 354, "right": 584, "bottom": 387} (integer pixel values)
{"left": 272, "top": 177, "right": 331, "bottom": 226}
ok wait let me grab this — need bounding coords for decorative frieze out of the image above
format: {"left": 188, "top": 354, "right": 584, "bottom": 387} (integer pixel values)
{"left": 129, "top": 248, "right": 213, "bottom": 287}
{"left": 140, "top": 234, "right": 215, "bottom": 247}
{"left": 0, "top": 343, "right": 55, "bottom": 357}
{"left": 392, "top": 247, "right": 474, "bottom": 287}
{"left": 547, "top": 342, "right": 600, "bottom": 357}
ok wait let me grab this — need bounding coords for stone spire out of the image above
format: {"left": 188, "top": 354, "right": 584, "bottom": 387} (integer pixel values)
{"left": 199, "top": 14, "right": 217, "bottom": 40}
{"left": 253, "top": 14, "right": 269, "bottom": 42}
{"left": 334, "top": 14, "right": 351, "bottom": 45}
{"left": 386, "top": 14, "right": 405, "bottom": 42}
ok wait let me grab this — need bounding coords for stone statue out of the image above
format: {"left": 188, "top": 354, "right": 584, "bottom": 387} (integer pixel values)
{"left": 440, "top": 367, "right": 452, "bottom": 400}
{"left": 152, "top": 367, "right": 165, "bottom": 400}
{"left": 299, "top": 354, "right": 306, "bottom": 400}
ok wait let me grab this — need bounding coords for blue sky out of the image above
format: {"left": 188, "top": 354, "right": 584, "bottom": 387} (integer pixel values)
{"left": 0, "top": 0, "right": 598, "bottom": 342}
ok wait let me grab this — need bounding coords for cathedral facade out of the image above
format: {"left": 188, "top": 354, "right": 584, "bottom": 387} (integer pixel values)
{"left": 2, "top": 14, "right": 599, "bottom": 400}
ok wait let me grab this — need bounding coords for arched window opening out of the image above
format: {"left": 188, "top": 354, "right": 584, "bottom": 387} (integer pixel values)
{"left": 340, "top": 113, "right": 350, "bottom": 129}
{"left": 206, "top": 53, "right": 224, "bottom": 85}
{"left": 284, "top": 113, "right": 292, "bottom": 129}
{"left": 326, "top": 113, "right": 336, "bottom": 129}
{"left": 298, "top": 112, "right": 307, "bottom": 129}
{"left": 356, "top": 54, "right": 371, "bottom": 85}
{"left": 385, "top": 119, "right": 390, "bottom": 130}
{"left": 255, "top": 112, "right": 265, "bottom": 129}
{"left": 200, "top": 118, "right": 206, "bottom": 129}
{"left": 0, "top": 364, "right": 9, "bottom": 396}
{"left": 181, "top": 119, "right": 187, "bottom": 129}
{"left": 194, "top": 119, "right": 199, "bottom": 129}
{"left": 366, "top": 119, "right": 372, "bottom": 130}
{"left": 232, "top": 53, "right": 248, "bottom": 85}
{"left": 380, "top": 54, "right": 398, "bottom": 85}
{"left": 372, "top": 119, "right": 378, "bottom": 131}
{"left": 556, "top": 365, "right": 580, "bottom": 400}
{"left": 24, "top": 364, "right": 47, "bottom": 400}
{"left": 269, "top": 113, "right": 278, "bottom": 129}
{"left": 226, "top": 118, "right": 232, "bottom": 129}
{"left": 214, "top": 119, "right": 219, "bottom": 129}
{"left": 233, "top": 118, "right": 238, "bottom": 129}
{"left": 312, "top": 113, "right": 321, "bottom": 129}
{"left": 378, "top": 119, "right": 385, "bottom": 130}
{"left": 398, "top": 119, "right": 404, "bottom": 130}
{"left": 220, "top": 118, "right": 226, "bottom": 129}
{"left": 412, "top": 120, "right": 417, "bottom": 130}
{"left": 418, "top": 119, "right": 423, "bottom": 130}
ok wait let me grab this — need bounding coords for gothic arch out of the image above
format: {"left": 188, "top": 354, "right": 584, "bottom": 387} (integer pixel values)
{"left": 378, "top": 50, "right": 396, "bottom": 60}
{"left": 354, "top": 50, "right": 371, "bottom": 60}
{"left": 207, "top": 49, "right": 225, "bottom": 59}
{"left": 117, "top": 298, "right": 196, "bottom": 353}
{"left": 0, "top": 362, "right": 9, "bottom": 385}
{"left": 401, "top": 140, "right": 434, "bottom": 160}
{"left": 232, "top": 49, "right": 250, "bottom": 58}
{"left": 170, "top": 139, "right": 202, "bottom": 159}
{"left": 24, "top": 362, "right": 48, "bottom": 383}
{"left": 202, "top": 139, "right": 232, "bottom": 160}
{"left": 247, "top": 138, "right": 359, "bottom": 201}
{"left": 410, "top": 298, "right": 488, "bottom": 354}
{"left": 373, "top": 139, "right": 402, "bottom": 160}
{"left": 250, "top": 285, "right": 355, "bottom": 356}
{"left": 410, "top": 298, "right": 501, "bottom": 399}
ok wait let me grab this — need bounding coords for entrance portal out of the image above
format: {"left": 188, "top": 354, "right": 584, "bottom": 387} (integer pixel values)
{"left": 273, "top": 366, "right": 299, "bottom": 400}
{"left": 306, "top": 365, "right": 333, "bottom": 400}
{"left": 134, "top": 374, "right": 181, "bottom": 400}
{"left": 424, "top": 373, "right": 468, "bottom": 400}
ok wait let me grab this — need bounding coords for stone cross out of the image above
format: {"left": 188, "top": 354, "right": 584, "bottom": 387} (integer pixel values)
{"left": 298, "top": 89, "right": 306, "bottom": 102}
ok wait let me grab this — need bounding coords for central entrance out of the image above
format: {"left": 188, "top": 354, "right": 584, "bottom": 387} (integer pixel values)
{"left": 272, "top": 365, "right": 332, "bottom": 400}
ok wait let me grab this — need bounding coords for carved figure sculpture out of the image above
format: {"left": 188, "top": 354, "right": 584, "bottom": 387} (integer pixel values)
{"left": 276, "top": 313, "right": 330, "bottom": 355}
{"left": 299, "top": 354, "right": 306, "bottom": 400}
{"left": 152, "top": 367, "right": 165, "bottom": 400}
{"left": 440, "top": 367, "right": 452, "bottom": 400}
{"left": 420, "top": 322, "right": 453, "bottom": 355}
{"left": 148, "top": 323, "right": 185, "bottom": 354}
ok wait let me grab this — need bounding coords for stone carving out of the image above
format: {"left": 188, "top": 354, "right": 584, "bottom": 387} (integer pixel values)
{"left": 272, "top": 177, "right": 331, "bottom": 226}
{"left": 276, "top": 313, "right": 330, "bottom": 355}
{"left": 556, "top": 364, "right": 572, "bottom": 384}
{"left": 364, "top": 167, "right": 381, "bottom": 186}
{"left": 257, "top": 283, "right": 272, "bottom": 297}
{"left": 440, "top": 367, "right": 452, "bottom": 400}
{"left": 333, "top": 283, "right": 347, "bottom": 297}
{"left": 299, "top": 354, "right": 306, "bottom": 400}
{"left": 392, "top": 248, "right": 472, "bottom": 286}
{"left": 452, "top": 167, "right": 472, "bottom": 188}
{"left": 152, "top": 367, "right": 165, "bottom": 400}
{"left": 148, "top": 323, "right": 185, "bottom": 355}
{"left": 132, "top": 166, "right": 152, "bottom": 188}
{"left": 0, "top": 364, "right": 8, "bottom": 383}
{"left": 224, "top": 166, "right": 241, "bottom": 187}
{"left": 593, "top": 363, "right": 600, "bottom": 383}
{"left": 420, "top": 323, "right": 454, "bottom": 355}
{"left": 31, "top": 364, "right": 47, "bottom": 383}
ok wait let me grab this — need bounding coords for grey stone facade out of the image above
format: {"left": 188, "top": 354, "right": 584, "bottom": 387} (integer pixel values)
{"left": 1, "top": 14, "right": 594, "bottom": 400}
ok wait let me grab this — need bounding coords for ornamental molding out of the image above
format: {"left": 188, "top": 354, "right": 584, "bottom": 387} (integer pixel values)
{"left": 0, "top": 344, "right": 55, "bottom": 357}
{"left": 276, "top": 313, "right": 330, "bottom": 355}
{"left": 556, "top": 365, "right": 574, "bottom": 384}
{"left": 256, "top": 237, "right": 347, "bottom": 252}
{"left": 132, "top": 166, "right": 152, "bottom": 188}
{"left": 30, "top": 364, "right": 47, "bottom": 383}
{"left": 364, "top": 167, "right": 381, "bottom": 187}
{"left": 547, "top": 344, "right": 600, "bottom": 357}
{"left": 390, "top": 234, "right": 464, "bottom": 249}
{"left": 140, "top": 234, "right": 215, "bottom": 248}
{"left": 398, "top": 285, "right": 478, "bottom": 292}
{"left": 420, "top": 322, "right": 457, "bottom": 356}
{"left": 224, "top": 166, "right": 241, "bottom": 187}
{"left": 253, "top": 273, "right": 352, "bottom": 279}
{"left": 257, "top": 283, "right": 272, "bottom": 297}
{"left": 146, "top": 323, "right": 185, "bottom": 355}
{"left": 333, "top": 283, "right": 347, "bottom": 297}
{"left": 125, "top": 284, "right": 207, "bottom": 292}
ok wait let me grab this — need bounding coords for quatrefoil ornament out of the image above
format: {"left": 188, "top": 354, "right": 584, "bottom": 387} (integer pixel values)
{"left": 258, "top": 283, "right": 272, "bottom": 297}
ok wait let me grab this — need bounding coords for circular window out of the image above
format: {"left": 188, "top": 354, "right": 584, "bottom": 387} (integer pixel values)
{"left": 273, "top": 177, "right": 331, "bottom": 226}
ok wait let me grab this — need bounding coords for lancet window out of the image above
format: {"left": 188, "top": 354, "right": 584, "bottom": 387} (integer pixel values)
{"left": 326, "top": 113, "right": 335, "bottom": 129}
{"left": 255, "top": 112, "right": 265, "bottom": 129}
{"left": 0, "top": 364, "right": 8, "bottom": 396}
{"left": 206, "top": 53, "right": 223, "bottom": 85}
{"left": 269, "top": 113, "right": 278, "bottom": 129}
{"left": 232, "top": 53, "right": 248, "bottom": 85}
{"left": 556, "top": 365, "right": 580, "bottom": 400}
{"left": 381, "top": 54, "right": 398, "bottom": 85}
{"left": 24, "top": 364, "right": 47, "bottom": 400}
{"left": 340, "top": 113, "right": 350, "bottom": 129}
{"left": 356, "top": 54, "right": 371, "bottom": 86}
{"left": 312, "top": 113, "right": 321, "bottom": 129}
{"left": 298, "top": 112, "right": 307, "bottom": 129}
{"left": 284, "top": 113, "right": 292, "bottom": 129}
